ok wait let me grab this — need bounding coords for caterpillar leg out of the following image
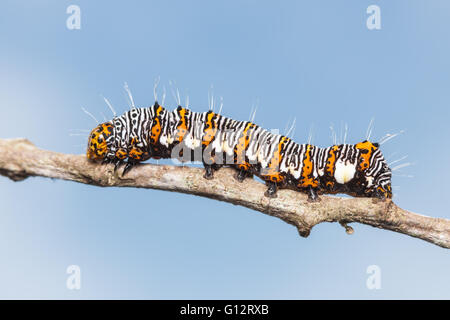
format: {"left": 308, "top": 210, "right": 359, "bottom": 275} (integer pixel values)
{"left": 203, "top": 164, "right": 214, "bottom": 180}
{"left": 235, "top": 169, "right": 246, "bottom": 182}
{"left": 203, "top": 156, "right": 223, "bottom": 180}
{"left": 307, "top": 186, "right": 320, "bottom": 202}
{"left": 373, "top": 189, "right": 387, "bottom": 202}
{"left": 264, "top": 181, "right": 278, "bottom": 198}
{"left": 235, "top": 168, "right": 250, "bottom": 182}
{"left": 114, "top": 159, "right": 124, "bottom": 173}
{"left": 122, "top": 145, "right": 152, "bottom": 176}
{"left": 122, "top": 159, "right": 138, "bottom": 176}
{"left": 234, "top": 163, "right": 252, "bottom": 182}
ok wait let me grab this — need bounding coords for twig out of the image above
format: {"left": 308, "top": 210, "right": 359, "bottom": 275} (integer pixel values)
{"left": 0, "top": 138, "right": 449, "bottom": 249}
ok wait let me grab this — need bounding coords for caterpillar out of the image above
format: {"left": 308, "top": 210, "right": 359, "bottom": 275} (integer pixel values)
{"left": 86, "top": 102, "right": 393, "bottom": 201}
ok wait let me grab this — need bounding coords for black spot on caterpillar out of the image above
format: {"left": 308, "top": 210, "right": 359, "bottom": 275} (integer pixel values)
{"left": 86, "top": 102, "right": 392, "bottom": 201}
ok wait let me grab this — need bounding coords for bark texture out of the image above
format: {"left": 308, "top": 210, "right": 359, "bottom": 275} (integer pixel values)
{"left": 0, "top": 138, "right": 449, "bottom": 249}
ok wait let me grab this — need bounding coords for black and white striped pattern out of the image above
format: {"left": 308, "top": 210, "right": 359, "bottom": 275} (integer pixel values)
{"left": 87, "top": 103, "right": 393, "bottom": 200}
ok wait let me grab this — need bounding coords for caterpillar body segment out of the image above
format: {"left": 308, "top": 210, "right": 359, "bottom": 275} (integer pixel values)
{"left": 87, "top": 103, "right": 393, "bottom": 200}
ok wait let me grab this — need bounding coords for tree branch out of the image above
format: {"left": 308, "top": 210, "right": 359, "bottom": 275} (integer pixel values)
{"left": 1, "top": 138, "right": 449, "bottom": 249}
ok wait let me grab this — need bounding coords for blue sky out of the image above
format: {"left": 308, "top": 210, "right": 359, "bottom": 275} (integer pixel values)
{"left": 0, "top": 0, "right": 449, "bottom": 299}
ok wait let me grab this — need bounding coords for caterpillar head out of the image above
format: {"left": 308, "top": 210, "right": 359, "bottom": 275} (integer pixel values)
{"left": 87, "top": 122, "right": 115, "bottom": 161}
{"left": 355, "top": 140, "right": 392, "bottom": 199}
